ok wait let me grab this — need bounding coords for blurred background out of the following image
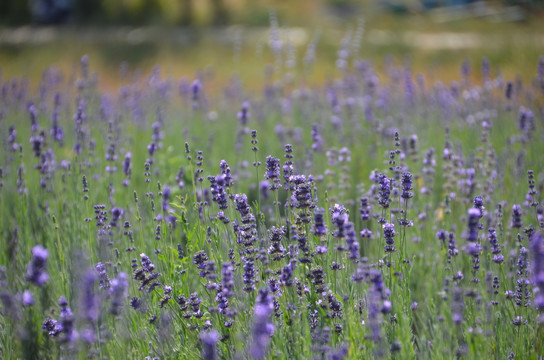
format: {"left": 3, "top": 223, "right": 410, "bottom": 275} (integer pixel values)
{"left": 1, "top": 0, "right": 543, "bottom": 88}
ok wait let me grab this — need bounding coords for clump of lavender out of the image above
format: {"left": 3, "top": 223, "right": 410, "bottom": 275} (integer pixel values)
{"left": 25, "top": 245, "right": 49, "bottom": 287}
{"left": 43, "top": 296, "right": 77, "bottom": 344}
{"left": 132, "top": 253, "right": 161, "bottom": 293}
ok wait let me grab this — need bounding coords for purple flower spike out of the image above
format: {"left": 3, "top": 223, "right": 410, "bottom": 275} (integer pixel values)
{"left": 26, "top": 245, "right": 49, "bottom": 287}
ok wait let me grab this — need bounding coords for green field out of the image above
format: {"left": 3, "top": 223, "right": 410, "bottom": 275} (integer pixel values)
{"left": 1, "top": 10, "right": 544, "bottom": 360}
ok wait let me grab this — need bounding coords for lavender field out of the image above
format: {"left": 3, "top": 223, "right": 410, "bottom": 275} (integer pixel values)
{"left": 1, "top": 23, "right": 544, "bottom": 360}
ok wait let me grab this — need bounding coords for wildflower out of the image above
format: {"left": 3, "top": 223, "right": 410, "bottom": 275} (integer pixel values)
{"left": 81, "top": 269, "right": 99, "bottom": 324}
{"left": 466, "top": 208, "right": 481, "bottom": 243}
{"left": 267, "top": 226, "right": 285, "bottom": 261}
{"left": 249, "top": 288, "right": 275, "bottom": 359}
{"left": 401, "top": 171, "right": 413, "bottom": 199}
{"left": 242, "top": 258, "right": 256, "bottom": 292}
{"left": 360, "top": 197, "right": 370, "bottom": 222}
{"left": 383, "top": 223, "right": 396, "bottom": 253}
{"left": 110, "top": 272, "right": 128, "bottom": 316}
{"left": 25, "top": 245, "right": 49, "bottom": 287}
{"left": 312, "top": 207, "right": 328, "bottom": 237}
{"left": 22, "top": 290, "right": 35, "bottom": 307}
{"left": 219, "top": 160, "right": 232, "bottom": 187}
{"left": 531, "top": 232, "right": 544, "bottom": 318}
{"left": 237, "top": 101, "right": 250, "bottom": 126}
{"left": 200, "top": 329, "right": 220, "bottom": 360}
{"left": 330, "top": 204, "right": 348, "bottom": 238}
{"left": 95, "top": 262, "right": 111, "bottom": 289}
{"left": 378, "top": 174, "right": 391, "bottom": 209}
{"left": 511, "top": 204, "right": 523, "bottom": 229}
{"left": 264, "top": 156, "right": 281, "bottom": 190}
{"left": 488, "top": 229, "right": 504, "bottom": 264}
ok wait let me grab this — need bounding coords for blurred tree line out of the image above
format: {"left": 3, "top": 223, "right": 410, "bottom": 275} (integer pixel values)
{"left": 0, "top": 0, "right": 230, "bottom": 26}
{"left": 0, "top": 0, "right": 542, "bottom": 26}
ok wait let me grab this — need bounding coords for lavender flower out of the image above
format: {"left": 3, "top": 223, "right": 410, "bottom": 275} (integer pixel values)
{"left": 81, "top": 269, "right": 99, "bottom": 324}
{"left": 344, "top": 221, "right": 359, "bottom": 259}
{"left": 383, "top": 223, "right": 396, "bottom": 253}
{"left": 110, "top": 272, "right": 128, "bottom": 316}
{"left": 312, "top": 207, "right": 328, "bottom": 237}
{"left": 488, "top": 229, "right": 504, "bottom": 264}
{"left": 219, "top": 160, "right": 232, "bottom": 187}
{"left": 123, "top": 152, "right": 132, "bottom": 179}
{"left": 401, "top": 171, "right": 413, "bottom": 200}
{"left": 311, "top": 124, "right": 323, "bottom": 152}
{"left": 531, "top": 232, "right": 544, "bottom": 319}
{"left": 133, "top": 253, "right": 161, "bottom": 292}
{"left": 249, "top": 288, "right": 275, "bottom": 359}
{"left": 515, "top": 247, "right": 530, "bottom": 308}
{"left": 267, "top": 226, "right": 285, "bottom": 261}
{"left": 264, "top": 156, "right": 281, "bottom": 190}
{"left": 242, "top": 257, "right": 256, "bottom": 292}
{"left": 25, "top": 245, "right": 49, "bottom": 287}
{"left": 290, "top": 175, "right": 313, "bottom": 211}
{"left": 237, "top": 101, "right": 250, "bottom": 126}
{"left": 95, "top": 262, "right": 111, "bottom": 289}
{"left": 200, "top": 329, "right": 220, "bottom": 360}
{"left": 466, "top": 208, "right": 481, "bottom": 243}
{"left": 511, "top": 204, "right": 523, "bottom": 229}
{"left": 331, "top": 204, "right": 348, "bottom": 238}
{"left": 22, "top": 290, "right": 35, "bottom": 307}
{"left": 57, "top": 296, "right": 77, "bottom": 343}
{"left": 209, "top": 176, "right": 228, "bottom": 210}
{"left": 378, "top": 174, "right": 391, "bottom": 209}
